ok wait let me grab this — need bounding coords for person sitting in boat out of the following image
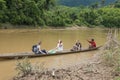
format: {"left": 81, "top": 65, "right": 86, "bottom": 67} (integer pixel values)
{"left": 32, "top": 41, "right": 47, "bottom": 54}
{"left": 87, "top": 39, "right": 96, "bottom": 48}
{"left": 71, "top": 40, "right": 82, "bottom": 51}
{"left": 56, "top": 40, "right": 63, "bottom": 51}
{"left": 48, "top": 40, "right": 63, "bottom": 54}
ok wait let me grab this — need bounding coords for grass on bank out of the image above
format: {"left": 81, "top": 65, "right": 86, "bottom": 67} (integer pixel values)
{"left": 15, "top": 57, "right": 46, "bottom": 77}
{"left": 99, "top": 29, "right": 120, "bottom": 80}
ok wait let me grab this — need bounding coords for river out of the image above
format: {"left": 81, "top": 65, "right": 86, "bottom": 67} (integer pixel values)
{"left": 0, "top": 28, "right": 118, "bottom": 80}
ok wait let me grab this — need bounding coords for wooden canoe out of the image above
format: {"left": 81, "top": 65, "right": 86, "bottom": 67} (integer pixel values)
{"left": 0, "top": 46, "right": 101, "bottom": 59}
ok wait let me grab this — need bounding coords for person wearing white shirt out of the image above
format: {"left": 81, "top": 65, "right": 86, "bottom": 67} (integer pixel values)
{"left": 48, "top": 40, "right": 63, "bottom": 54}
{"left": 56, "top": 40, "right": 63, "bottom": 51}
{"left": 37, "top": 41, "right": 47, "bottom": 54}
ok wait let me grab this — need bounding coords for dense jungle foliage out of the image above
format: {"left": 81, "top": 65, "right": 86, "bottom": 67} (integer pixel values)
{"left": 0, "top": 0, "right": 120, "bottom": 28}
{"left": 58, "top": 0, "right": 115, "bottom": 7}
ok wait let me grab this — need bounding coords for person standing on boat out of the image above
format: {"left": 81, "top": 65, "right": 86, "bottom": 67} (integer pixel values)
{"left": 71, "top": 40, "right": 82, "bottom": 51}
{"left": 32, "top": 41, "right": 47, "bottom": 54}
{"left": 87, "top": 39, "right": 96, "bottom": 48}
{"left": 48, "top": 40, "right": 63, "bottom": 54}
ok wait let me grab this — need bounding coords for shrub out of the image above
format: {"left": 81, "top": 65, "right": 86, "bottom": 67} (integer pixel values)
{"left": 16, "top": 58, "right": 32, "bottom": 76}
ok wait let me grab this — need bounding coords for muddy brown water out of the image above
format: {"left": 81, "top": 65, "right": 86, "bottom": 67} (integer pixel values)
{"left": 0, "top": 28, "right": 119, "bottom": 80}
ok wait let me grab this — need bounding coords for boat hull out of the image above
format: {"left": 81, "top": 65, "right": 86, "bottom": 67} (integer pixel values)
{"left": 0, "top": 46, "right": 101, "bottom": 59}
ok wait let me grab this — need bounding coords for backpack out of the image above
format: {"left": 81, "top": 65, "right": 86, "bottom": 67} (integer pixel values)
{"left": 32, "top": 45, "right": 38, "bottom": 53}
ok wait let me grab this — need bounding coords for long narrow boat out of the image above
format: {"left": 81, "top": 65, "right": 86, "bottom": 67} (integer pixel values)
{"left": 0, "top": 46, "right": 101, "bottom": 59}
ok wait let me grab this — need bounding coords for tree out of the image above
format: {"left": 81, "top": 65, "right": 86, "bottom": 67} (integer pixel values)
{"left": 114, "top": 0, "right": 120, "bottom": 8}
{"left": 0, "top": 0, "right": 7, "bottom": 22}
{"left": 91, "top": 2, "right": 99, "bottom": 9}
{"left": 101, "top": 0, "right": 105, "bottom": 6}
{"left": 1, "top": 0, "right": 56, "bottom": 26}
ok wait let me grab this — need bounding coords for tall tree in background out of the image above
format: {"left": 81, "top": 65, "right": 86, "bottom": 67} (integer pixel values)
{"left": 114, "top": 0, "right": 120, "bottom": 8}
{"left": 0, "top": 0, "right": 56, "bottom": 26}
{"left": 0, "top": 0, "right": 7, "bottom": 22}
{"left": 101, "top": 0, "right": 105, "bottom": 6}
{"left": 37, "top": 0, "right": 56, "bottom": 25}
{"left": 91, "top": 2, "right": 99, "bottom": 9}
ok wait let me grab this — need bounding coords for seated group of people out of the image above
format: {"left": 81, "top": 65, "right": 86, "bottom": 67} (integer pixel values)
{"left": 70, "top": 40, "right": 82, "bottom": 51}
{"left": 32, "top": 39, "right": 96, "bottom": 54}
{"left": 32, "top": 40, "right": 63, "bottom": 54}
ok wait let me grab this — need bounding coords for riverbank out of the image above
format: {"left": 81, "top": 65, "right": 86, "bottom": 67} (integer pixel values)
{"left": 0, "top": 23, "right": 105, "bottom": 30}
{"left": 13, "top": 53, "right": 117, "bottom": 80}
{"left": 0, "top": 23, "right": 108, "bottom": 33}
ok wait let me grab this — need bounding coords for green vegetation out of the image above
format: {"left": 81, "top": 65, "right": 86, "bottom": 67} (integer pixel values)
{"left": 16, "top": 58, "right": 32, "bottom": 76}
{"left": 15, "top": 58, "right": 46, "bottom": 79}
{"left": 101, "top": 30, "right": 120, "bottom": 80}
{"left": 115, "top": 77, "right": 120, "bottom": 80}
{"left": 0, "top": 0, "right": 120, "bottom": 28}
{"left": 58, "top": 0, "right": 115, "bottom": 7}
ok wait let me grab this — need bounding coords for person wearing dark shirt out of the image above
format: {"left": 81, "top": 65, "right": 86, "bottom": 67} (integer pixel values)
{"left": 71, "top": 40, "right": 82, "bottom": 51}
